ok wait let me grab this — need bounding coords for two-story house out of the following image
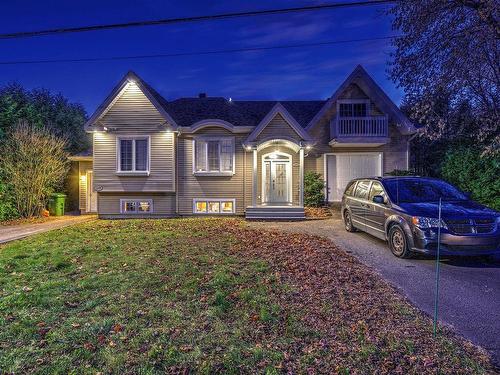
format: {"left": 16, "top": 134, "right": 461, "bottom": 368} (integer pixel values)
{"left": 69, "top": 65, "right": 416, "bottom": 219}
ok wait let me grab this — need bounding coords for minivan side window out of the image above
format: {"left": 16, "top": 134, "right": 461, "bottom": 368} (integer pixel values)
{"left": 354, "top": 180, "right": 371, "bottom": 199}
{"left": 368, "top": 181, "right": 386, "bottom": 202}
{"left": 344, "top": 181, "right": 357, "bottom": 196}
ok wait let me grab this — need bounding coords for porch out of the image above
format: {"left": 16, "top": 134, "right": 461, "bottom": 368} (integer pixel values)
{"left": 244, "top": 138, "right": 306, "bottom": 220}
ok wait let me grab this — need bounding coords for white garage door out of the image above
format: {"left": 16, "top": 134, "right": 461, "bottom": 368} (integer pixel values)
{"left": 326, "top": 153, "right": 382, "bottom": 202}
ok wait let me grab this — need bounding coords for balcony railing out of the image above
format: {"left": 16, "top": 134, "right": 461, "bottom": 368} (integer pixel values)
{"left": 336, "top": 115, "right": 388, "bottom": 137}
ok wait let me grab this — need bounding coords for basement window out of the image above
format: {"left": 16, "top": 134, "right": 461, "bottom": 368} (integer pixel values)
{"left": 193, "top": 199, "right": 235, "bottom": 214}
{"left": 120, "top": 199, "right": 153, "bottom": 214}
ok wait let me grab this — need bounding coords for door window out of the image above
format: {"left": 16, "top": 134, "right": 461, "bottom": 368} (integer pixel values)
{"left": 353, "top": 180, "right": 371, "bottom": 199}
{"left": 368, "top": 181, "right": 386, "bottom": 202}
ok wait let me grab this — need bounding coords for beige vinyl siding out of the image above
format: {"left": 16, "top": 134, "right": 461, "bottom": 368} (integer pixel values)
{"left": 304, "top": 154, "right": 324, "bottom": 175}
{"left": 99, "top": 82, "right": 165, "bottom": 132}
{"left": 307, "top": 82, "right": 409, "bottom": 174}
{"left": 97, "top": 193, "right": 176, "bottom": 217}
{"left": 257, "top": 145, "right": 300, "bottom": 205}
{"left": 78, "top": 161, "right": 93, "bottom": 212}
{"left": 177, "top": 127, "right": 252, "bottom": 215}
{"left": 93, "top": 131, "right": 175, "bottom": 192}
{"left": 256, "top": 114, "right": 302, "bottom": 142}
{"left": 92, "top": 80, "right": 175, "bottom": 193}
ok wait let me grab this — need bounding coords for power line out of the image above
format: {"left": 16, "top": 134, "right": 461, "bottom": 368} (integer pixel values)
{"left": 0, "top": 36, "right": 396, "bottom": 65}
{"left": 0, "top": 1, "right": 395, "bottom": 40}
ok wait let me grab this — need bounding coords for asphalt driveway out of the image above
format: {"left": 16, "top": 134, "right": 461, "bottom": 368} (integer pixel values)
{"left": 248, "top": 213, "right": 500, "bottom": 366}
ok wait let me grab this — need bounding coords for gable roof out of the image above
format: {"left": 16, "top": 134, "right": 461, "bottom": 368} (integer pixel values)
{"left": 245, "top": 103, "right": 312, "bottom": 144}
{"left": 84, "top": 71, "right": 178, "bottom": 131}
{"left": 84, "top": 66, "right": 413, "bottom": 135}
{"left": 306, "top": 65, "right": 416, "bottom": 134}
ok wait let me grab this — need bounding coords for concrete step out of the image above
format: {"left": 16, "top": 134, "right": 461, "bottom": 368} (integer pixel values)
{"left": 245, "top": 206, "right": 305, "bottom": 220}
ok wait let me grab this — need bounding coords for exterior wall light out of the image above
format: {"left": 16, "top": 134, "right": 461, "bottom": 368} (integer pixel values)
{"left": 80, "top": 175, "right": 87, "bottom": 182}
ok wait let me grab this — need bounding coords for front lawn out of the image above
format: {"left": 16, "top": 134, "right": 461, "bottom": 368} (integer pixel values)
{"left": 0, "top": 218, "right": 494, "bottom": 374}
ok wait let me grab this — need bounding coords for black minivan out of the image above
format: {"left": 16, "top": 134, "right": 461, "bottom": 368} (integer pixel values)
{"left": 341, "top": 177, "right": 500, "bottom": 258}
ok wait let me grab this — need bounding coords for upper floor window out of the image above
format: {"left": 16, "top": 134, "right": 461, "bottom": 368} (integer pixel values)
{"left": 194, "top": 138, "right": 234, "bottom": 174}
{"left": 118, "top": 137, "right": 149, "bottom": 173}
{"left": 338, "top": 101, "right": 368, "bottom": 117}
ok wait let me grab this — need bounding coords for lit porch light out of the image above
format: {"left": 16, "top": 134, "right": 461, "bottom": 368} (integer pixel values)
{"left": 80, "top": 175, "right": 87, "bottom": 182}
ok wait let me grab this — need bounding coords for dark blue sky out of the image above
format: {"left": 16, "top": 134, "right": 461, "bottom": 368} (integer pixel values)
{"left": 0, "top": 0, "right": 400, "bottom": 116}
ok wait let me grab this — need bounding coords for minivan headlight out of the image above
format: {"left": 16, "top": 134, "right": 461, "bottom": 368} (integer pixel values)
{"left": 411, "top": 216, "right": 448, "bottom": 229}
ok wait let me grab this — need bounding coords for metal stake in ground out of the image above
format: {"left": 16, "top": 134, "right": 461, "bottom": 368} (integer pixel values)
{"left": 433, "top": 197, "right": 442, "bottom": 337}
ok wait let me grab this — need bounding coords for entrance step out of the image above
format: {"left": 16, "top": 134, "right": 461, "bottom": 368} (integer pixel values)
{"left": 245, "top": 206, "right": 305, "bottom": 220}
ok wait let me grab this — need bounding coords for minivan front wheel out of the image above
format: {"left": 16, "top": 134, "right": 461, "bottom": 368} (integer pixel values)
{"left": 388, "top": 225, "right": 412, "bottom": 258}
{"left": 343, "top": 210, "right": 357, "bottom": 232}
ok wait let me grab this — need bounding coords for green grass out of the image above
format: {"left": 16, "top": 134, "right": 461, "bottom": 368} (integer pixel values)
{"left": 0, "top": 218, "right": 493, "bottom": 374}
{"left": 0, "top": 219, "right": 314, "bottom": 374}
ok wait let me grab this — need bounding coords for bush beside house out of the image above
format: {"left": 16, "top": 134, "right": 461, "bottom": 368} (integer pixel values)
{"left": 0, "top": 84, "right": 88, "bottom": 220}
{"left": 441, "top": 146, "right": 500, "bottom": 210}
{"left": 304, "top": 171, "right": 325, "bottom": 207}
{"left": 0, "top": 123, "right": 70, "bottom": 218}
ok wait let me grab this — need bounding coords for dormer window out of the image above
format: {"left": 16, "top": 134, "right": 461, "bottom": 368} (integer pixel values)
{"left": 338, "top": 100, "right": 369, "bottom": 117}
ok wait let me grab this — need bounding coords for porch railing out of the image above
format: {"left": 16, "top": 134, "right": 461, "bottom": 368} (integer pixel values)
{"left": 336, "top": 115, "right": 388, "bottom": 137}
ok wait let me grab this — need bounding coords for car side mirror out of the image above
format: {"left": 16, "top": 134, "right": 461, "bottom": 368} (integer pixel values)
{"left": 372, "top": 195, "right": 385, "bottom": 204}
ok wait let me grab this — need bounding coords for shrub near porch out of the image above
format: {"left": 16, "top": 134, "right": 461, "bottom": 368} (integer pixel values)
{"left": 0, "top": 218, "right": 493, "bottom": 374}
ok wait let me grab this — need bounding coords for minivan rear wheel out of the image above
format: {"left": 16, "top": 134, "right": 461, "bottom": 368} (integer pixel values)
{"left": 388, "top": 225, "right": 413, "bottom": 258}
{"left": 343, "top": 210, "right": 357, "bottom": 232}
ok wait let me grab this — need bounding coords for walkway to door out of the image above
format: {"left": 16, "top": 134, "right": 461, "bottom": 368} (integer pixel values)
{"left": 0, "top": 214, "right": 96, "bottom": 244}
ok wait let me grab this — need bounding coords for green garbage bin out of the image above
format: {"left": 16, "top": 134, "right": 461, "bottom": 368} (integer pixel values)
{"left": 48, "top": 193, "right": 67, "bottom": 216}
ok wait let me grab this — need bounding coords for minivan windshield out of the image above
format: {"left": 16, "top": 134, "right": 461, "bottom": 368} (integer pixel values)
{"left": 383, "top": 178, "right": 468, "bottom": 203}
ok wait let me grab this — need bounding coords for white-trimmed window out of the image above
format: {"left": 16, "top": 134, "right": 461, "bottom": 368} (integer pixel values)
{"left": 117, "top": 137, "right": 150, "bottom": 173}
{"left": 193, "top": 199, "right": 235, "bottom": 214}
{"left": 193, "top": 138, "right": 234, "bottom": 174}
{"left": 120, "top": 199, "right": 153, "bottom": 214}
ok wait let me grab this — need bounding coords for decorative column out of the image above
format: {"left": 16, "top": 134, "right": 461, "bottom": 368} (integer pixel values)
{"left": 252, "top": 148, "right": 257, "bottom": 207}
{"left": 299, "top": 147, "right": 304, "bottom": 207}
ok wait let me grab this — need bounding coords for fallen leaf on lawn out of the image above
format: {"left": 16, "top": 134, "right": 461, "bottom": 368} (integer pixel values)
{"left": 22, "top": 286, "right": 32, "bottom": 292}
{"left": 112, "top": 323, "right": 123, "bottom": 333}
{"left": 71, "top": 323, "right": 81, "bottom": 328}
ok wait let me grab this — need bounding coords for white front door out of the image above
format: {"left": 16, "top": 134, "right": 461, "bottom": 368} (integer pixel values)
{"left": 326, "top": 153, "right": 382, "bottom": 202}
{"left": 262, "top": 153, "right": 292, "bottom": 204}
{"left": 87, "top": 171, "right": 98, "bottom": 212}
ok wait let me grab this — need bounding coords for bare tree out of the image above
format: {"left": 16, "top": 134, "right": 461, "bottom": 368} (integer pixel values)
{"left": 0, "top": 122, "right": 69, "bottom": 218}
{"left": 388, "top": 0, "right": 499, "bottom": 154}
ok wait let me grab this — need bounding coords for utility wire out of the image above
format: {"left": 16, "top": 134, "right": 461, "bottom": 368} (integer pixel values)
{"left": 0, "top": 0, "right": 395, "bottom": 40}
{"left": 0, "top": 36, "right": 396, "bottom": 65}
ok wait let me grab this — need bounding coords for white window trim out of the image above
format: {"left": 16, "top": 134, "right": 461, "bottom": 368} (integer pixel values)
{"left": 336, "top": 99, "right": 370, "bottom": 118}
{"left": 192, "top": 198, "right": 236, "bottom": 214}
{"left": 119, "top": 199, "right": 154, "bottom": 214}
{"left": 192, "top": 137, "right": 236, "bottom": 176}
{"left": 116, "top": 136, "right": 151, "bottom": 175}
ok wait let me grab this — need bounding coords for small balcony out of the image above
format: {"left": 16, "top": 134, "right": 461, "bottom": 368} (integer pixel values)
{"left": 330, "top": 115, "right": 389, "bottom": 147}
